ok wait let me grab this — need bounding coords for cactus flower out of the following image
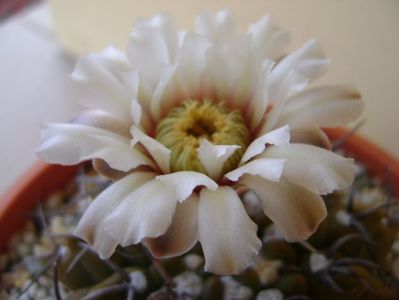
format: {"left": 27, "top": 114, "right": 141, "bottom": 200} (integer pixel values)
{"left": 37, "top": 11, "right": 363, "bottom": 275}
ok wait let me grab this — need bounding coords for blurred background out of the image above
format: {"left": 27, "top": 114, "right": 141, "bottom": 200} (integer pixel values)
{"left": 0, "top": 0, "right": 398, "bottom": 195}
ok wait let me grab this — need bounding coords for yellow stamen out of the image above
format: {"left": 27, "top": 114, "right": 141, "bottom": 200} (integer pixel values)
{"left": 155, "top": 99, "right": 249, "bottom": 174}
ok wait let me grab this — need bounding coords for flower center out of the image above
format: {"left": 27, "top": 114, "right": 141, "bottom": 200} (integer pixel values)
{"left": 155, "top": 99, "right": 249, "bottom": 174}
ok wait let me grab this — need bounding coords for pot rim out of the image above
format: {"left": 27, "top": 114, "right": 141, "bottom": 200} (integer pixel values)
{"left": 324, "top": 127, "right": 399, "bottom": 196}
{"left": 0, "top": 162, "right": 79, "bottom": 252}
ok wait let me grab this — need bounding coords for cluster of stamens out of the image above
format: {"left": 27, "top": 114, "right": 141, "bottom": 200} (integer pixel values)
{"left": 155, "top": 99, "right": 250, "bottom": 175}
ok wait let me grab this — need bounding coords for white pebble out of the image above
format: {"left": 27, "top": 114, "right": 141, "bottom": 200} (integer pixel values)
{"left": 309, "top": 253, "right": 330, "bottom": 273}
{"left": 256, "top": 289, "right": 284, "bottom": 300}
{"left": 38, "top": 276, "right": 50, "bottom": 287}
{"left": 34, "top": 288, "right": 46, "bottom": 299}
{"left": 33, "top": 245, "right": 48, "bottom": 256}
{"left": 221, "top": 276, "right": 253, "bottom": 300}
{"left": 242, "top": 190, "right": 262, "bottom": 217}
{"left": 184, "top": 254, "right": 204, "bottom": 270}
{"left": 50, "top": 216, "right": 68, "bottom": 234}
{"left": 263, "top": 225, "right": 284, "bottom": 242}
{"left": 129, "top": 271, "right": 147, "bottom": 292}
{"left": 254, "top": 258, "right": 282, "bottom": 285}
{"left": 46, "top": 192, "right": 63, "bottom": 209}
{"left": 358, "top": 188, "right": 384, "bottom": 206}
{"left": 173, "top": 271, "right": 203, "bottom": 298}
{"left": 335, "top": 210, "right": 351, "bottom": 226}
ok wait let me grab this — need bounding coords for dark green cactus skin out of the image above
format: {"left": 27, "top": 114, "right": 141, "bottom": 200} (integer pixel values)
{"left": 261, "top": 239, "right": 298, "bottom": 265}
{"left": 58, "top": 237, "right": 112, "bottom": 289}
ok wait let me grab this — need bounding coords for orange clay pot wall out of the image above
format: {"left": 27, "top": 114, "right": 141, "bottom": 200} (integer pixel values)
{"left": 0, "top": 163, "right": 80, "bottom": 252}
{"left": 0, "top": 128, "right": 398, "bottom": 252}
{"left": 324, "top": 128, "right": 399, "bottom": 197}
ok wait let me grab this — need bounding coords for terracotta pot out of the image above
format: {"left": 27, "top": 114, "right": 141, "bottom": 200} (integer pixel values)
{"left": 0, "top": 163, "right": 80, "bottom": 252}
{"left": 1, "top": 128, "right": 399, "bottom": 252}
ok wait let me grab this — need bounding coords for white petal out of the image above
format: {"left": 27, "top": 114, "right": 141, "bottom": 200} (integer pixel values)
{"left": 121, "top": 71, "right": 154, "bottom": 131}
{"left": 127, "top": 13, "right": 177, "bottom": 82}
{"left": 37, "top": 123, "right": 153, "bottom": 171}
{"left": 175, "top": 32, "right": 210, "bottom": 97}
{"left": 248, "top": 15, "right": 292, "bottom": 60}
{"left": 205, "top": 34, "right": 256, "bottom": 110}
{"left": 274, "top": 69, "right": 310, "bottom": 102}
{"left": 150, "top": 65, "right": 177, "bottom": 120}
{"left": 144, "top": 194, "right": 199, "bottom": 258}
{"left": 197, "top": 139, "right": 240, "bottom": 179}
{"left": 290, "top": 127, "right": 331, "bottom": 149}
{"left": 121, "top": 70, "right": 140, "bottom": 99}
{"left": 202, "top": 37, "right": 254, "bottom": 105}
{"left": 122, "top": 70, "right": 147, "bottom": 113}
{"left": 204, "top": 46, "right": 231, "bottom": 100}
{"left": 72, "top": 109, "right": 130, "bottom": 137}
{"left": 275, "top": 85, "right": 364, "bottom": 128}
{"left": 195, "top": 10, "right": 235, "bottom": 42}
{"left": 269, "top": 39, "right": 329, "bottom": 98}
{"left": 92, "top": 159, "right": 127, "bottom": 181}
{"left": 131, "top": 126, "right": 171, "bottom": 173}
{"left": 229, "top": 35, "right": 260, "bottom": 109}
{"left": 130, "top": 99, "right": 142, "bottom": 126}
{"left": 199, "top": 186, "right": 261, "bottom": 275}
{"left": 156, "top": 171, "right": 218, "bottom": 203}
{"left": 71, "top": 47, "right": 130, "bottom": 120}
{"left": 74, "top": 172, "right": 156, "bottom": 258}
{"left": 246, "top": 59, "right": 275, "bottom": 129}
{"left": 118, "top": 70, "right": 143, "bottom": 126}
{"left": 104, "top": 179, "right": 177, "bottom": 246}
{"left": 264, "top": 144, "right": 356, "bottom": 195}
{"left": 241, "top": 125, "right": 290, "bottom": 164}
{"left": 135, "top": 12, "right": 178, "bottom": 59}
{"left": 241, "top": 175, "right": 327, "bottom": 242}
{"left": 198, "top": 13, "right": 257, "bottom": 107}
{"left": 225, "top": 158, "right": 284, "bottom": 182}
{"left": 97, "top": 46, "right": 131, "bottom": 77}
{"left": 263, "top": 70, "right": 309, "bottom": 132}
